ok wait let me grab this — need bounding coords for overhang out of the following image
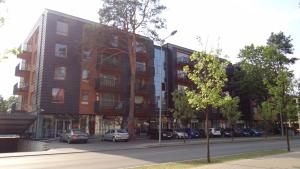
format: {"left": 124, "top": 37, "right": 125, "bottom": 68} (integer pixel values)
{"left": 0, "top": 113, "right": 36, "bottom": 134}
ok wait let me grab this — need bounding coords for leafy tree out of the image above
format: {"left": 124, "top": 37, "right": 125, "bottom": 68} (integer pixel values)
{"left": 266, "top": 70, "right": 296, "bottom": 151}
{"left": 259, "top": 99, "right": 277, "bottom": 136}
{"left": 221, "top": 96, "right": 241, "bottom": 140}
{"left": 170, "top": 90, "right": 197, "bottom": 128}
{"left": 184, "top": 51, "right": 228, "bottom": 163}
{"left": 0, "top": 95, "right": 17, "bottom": 113}
{"left": 98, "top": 0, "right": 166, "bottom": 139}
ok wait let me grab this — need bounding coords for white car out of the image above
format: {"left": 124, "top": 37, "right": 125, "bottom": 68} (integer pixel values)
{"left": 173, "top": 129, "right": 188, "bottom": 139}
{"left": 209, "top": 128, "right": 222, "bottom": 137}
{"left": 102, "top": 129, "right": 129, "bottom": 142}
{"left": 59, "top": 129, "right": 89, "bottom": 144}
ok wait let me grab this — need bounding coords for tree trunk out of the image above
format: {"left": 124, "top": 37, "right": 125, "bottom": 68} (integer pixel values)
{"left": 231, "top": 124, "right": 234, "bottom": 142}
{"left": 127, "top": 34, "right": 137, "bottom": 140}
{"left": 205, "top": 109, "right": 211, "bottom": 163}
{"left": 285, "top": 121, "right": 291, "bottom": 152}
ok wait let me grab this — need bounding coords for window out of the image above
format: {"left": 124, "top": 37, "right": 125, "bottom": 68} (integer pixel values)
{"left": 56, "top": 21, "right": 68, "bottom": 36}
{"left": 55, "top": 44, "right": 67, "bottom": 58}
{"left": 177, "top": 51, "right": 189, "bottom": 63}
{"left": 52, "top": 88, "right": 64, "bottom": 103}
{"left": 135, "top": 96, "right": 144, "bottom": 104}
{"left": 136, "top": 41, "right": 146, "bottom": 53}
{"left": 54, "top": 66, "right": 66, "bottom": 80}
{"left": 81, "top": 91, "right": 89, "bottom": 105}
{"left": 82, "top": 69, "right": 90, "bottom": 81}
{"left": 101, "top": 54, "right": 118, "bottom": 66}
{"left": 82, "top": 48, "right": 92, "bottom": 60}
{"left": 177, "top": 70, "right": 187, "bottom": 79}
{"left": 136, "top": 79, "right": 146, "bottom": 90}
{"left": 111, "top": 35, "right": 119, "bottom": 47}
{"left": 102, "top": 93, "right": 115, "bottom": 106}
{"left": 136, "top": 61, "right": 146, "bottom": 72}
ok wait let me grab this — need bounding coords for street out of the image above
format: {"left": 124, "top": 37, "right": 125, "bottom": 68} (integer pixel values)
{"left": 0, "top": 139, "right": 300, "bottom": 169}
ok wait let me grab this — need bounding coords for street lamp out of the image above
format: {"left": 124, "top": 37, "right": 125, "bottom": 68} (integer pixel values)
{"left": 159, "top": 30, "right": 177, "bottom": 144}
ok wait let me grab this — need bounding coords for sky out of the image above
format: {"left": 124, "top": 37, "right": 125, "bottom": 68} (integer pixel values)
{"left": 0, "top": 0, "right": 299, "bottom": 99}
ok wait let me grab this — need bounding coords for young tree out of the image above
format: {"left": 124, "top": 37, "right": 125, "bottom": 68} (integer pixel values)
{"left": 221, "top": 96, "right": 241, "bottom": 141}
{"left": 98, "top": 0, "right": 166, "bottom": 139}
{"left": 184, "top": 51, "right": 228, "bottom": 163}
{"left": 170, "top": 90, "right": 197, "bottom": 128}
{"left": 259, "top": 99, "right": 277, "bottom": 137}
{"left": 266, "top": 70, "right": 295, "bottom": 151}
{"left": 0, "top": 95, "right": 17, "bottom": 113}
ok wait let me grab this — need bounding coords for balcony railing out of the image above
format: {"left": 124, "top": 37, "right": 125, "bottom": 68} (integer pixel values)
{"left": 15, "top": 63, "right": 30, "bottom": 77}
{"left": 94, "top": 101, "right": 125, "bottom": 113}
{"left": 17, "top": 44, "right": 32, "bottom": 60}
{"left": 95, "top": 78, "right": 120, "bottom": 90}
{"left": 134, "top": 103, "right": 153, "bottom": 113}
{"left": 13, "top": 82, "right": 29, "bottom": 95}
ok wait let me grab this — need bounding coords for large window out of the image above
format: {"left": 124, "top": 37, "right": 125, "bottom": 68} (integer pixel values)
{"left": 177, "top": 70, "right": 187, "bottom": 79}
{"left": 111, "top": 35, "right": 119, "bottom": 47}
{"left": 56, "top": 21, "right": 68, "bottom": 36}
{"left": 177, "top": 51, "right": 189, "bottom": 63}
{"left": 136, "top": 41, "right": 146, "bottom": 53}
{"left": 54, "top": 66, "right": 66, "bottom": 80}
{"left": 100, "top": 54, "right": 119, "bottom": 66}
{"left": 81, "top": 91, "right": 89, "bottom": 105}
{"left": 136, "top": 61, "right": 146, "bottom": 72}
{"left": 52, "top": 88, "right": 64, "bottom": 103}
{"left": 82, "top": 69, "right": 90, "bottom": 81}
{"left": 101, "top": 93, "right": 115, "bottom": 106}
{"left": 55, "top": 44, "right": 67, "bottom": 58}
{"left": 82, "top": 48, "right": 92, "bottom": 60}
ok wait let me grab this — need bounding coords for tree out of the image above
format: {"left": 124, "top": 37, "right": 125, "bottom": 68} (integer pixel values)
{"left": 221, "top": 96, "right": 241, "bottom": 141}
{"left": 0, "top": 95, "right": 17, "bottom": 113}
{"left": 184, "top": 51, "right": 228, "bottom": 163}
{"left": 170, "top": 90, "right": 197, "bottom": 128}
{"left": 98, "top": 0, "right": 166, "bottom": 139}
{"left": 259, "top": 99, "right": 277, "bottom": 136}
{"left": 266, "top": 70, "right": 296, "bottom": 151}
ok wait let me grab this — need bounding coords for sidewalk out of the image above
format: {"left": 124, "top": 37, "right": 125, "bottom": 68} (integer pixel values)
{"left": 0, "top": 136, "right": 299, "bottom": 158}
{"left": 193, "top": 150, "right": 300, "bottom": 169}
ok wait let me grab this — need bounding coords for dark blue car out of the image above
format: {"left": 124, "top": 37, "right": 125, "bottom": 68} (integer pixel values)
{"left": 184, "top": 128, "right": 201, "bottom": 138}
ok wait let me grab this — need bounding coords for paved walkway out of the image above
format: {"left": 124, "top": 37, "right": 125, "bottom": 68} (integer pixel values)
{"left": 193, "top": 151, "right": 300, "bottom": 169}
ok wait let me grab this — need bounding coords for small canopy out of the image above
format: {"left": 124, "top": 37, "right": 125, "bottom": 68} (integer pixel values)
{"left": 0, "top": 113, "right": 36, "bottom": 134}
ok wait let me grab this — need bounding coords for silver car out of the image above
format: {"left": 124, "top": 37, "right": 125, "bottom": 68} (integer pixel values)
{"left": 102, "top": 129, "right": 129, "bottom": 142}
{"left": 59, "top": 129, "right": 89, "bottom": 144}
{"left": 173, "top": 129, "right": 189, "bottom": 139}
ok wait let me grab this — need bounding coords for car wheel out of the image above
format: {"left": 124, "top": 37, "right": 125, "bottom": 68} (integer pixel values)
{"left": 112, "top": 137, "right": 116, "bottom": 142}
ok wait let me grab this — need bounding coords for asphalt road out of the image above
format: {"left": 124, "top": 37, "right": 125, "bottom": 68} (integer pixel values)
{"left": 1, "top": 139, "right": 300, "bottom": 169}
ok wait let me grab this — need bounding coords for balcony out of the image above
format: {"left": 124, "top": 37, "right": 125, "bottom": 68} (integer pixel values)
{"left": 95, "top": 78, "right": 121, "bottom": 92}
{"left": 134, "top": 103, "right": 154, "bottom": 117}
{"left": 96, "top": 59, "right": 122, "bottom": 74}
{"left": 13, "top": 82, "right": 28, "bottom": 95}
{"left": 17, "top": 44, "right": 32, "bottom": 60}
{"left": 94, "top": 101, "right": 125, "bottom": 116}
{"left": 135, "top": 84, "right": 153, "bottom": 95}
{"left": 136, "top": 67, "right": 153, "bottom": 77}
{"left": 15, "top": 63, "right": 30, "bottom": 77}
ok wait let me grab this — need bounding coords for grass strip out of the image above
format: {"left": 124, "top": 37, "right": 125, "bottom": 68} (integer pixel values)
{"left": 133, "top": 149, "right": 287, "bottom": 169}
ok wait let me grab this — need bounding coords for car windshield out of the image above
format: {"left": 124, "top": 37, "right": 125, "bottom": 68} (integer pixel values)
{"left": 71, "top": 129, "right": 83, "bottom": 134}
{"left": 117, "top": 129, "right": 127, "bottom": 133}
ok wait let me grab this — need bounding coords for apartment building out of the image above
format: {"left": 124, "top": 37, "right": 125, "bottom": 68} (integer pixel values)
{"left": 15, "top": 9, "right": 264, "bottom": 139}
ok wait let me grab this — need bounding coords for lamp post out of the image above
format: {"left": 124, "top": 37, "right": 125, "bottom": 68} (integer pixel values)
{"left": 159, "top": 30, "right": 177, "bottom": 144}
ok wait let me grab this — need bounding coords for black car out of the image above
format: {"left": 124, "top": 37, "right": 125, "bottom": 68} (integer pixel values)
{"left": 148, "top": 129, "right": 173, "bottom": 139}
{"left": 184, "top": 128, "right": 201, "bottom": 139}
{"left": 240, "top": 128, "right": 251, "bottom": 137}
{"left": 222, "top": 128, "right": 233, "bottom": 137}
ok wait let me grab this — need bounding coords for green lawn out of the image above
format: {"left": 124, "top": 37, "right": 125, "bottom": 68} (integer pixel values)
{"left": 133, "top": 150, "right": 287, "bottom": 169}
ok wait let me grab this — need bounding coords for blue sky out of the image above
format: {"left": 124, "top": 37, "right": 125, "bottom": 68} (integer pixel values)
{"left": 0, "top": 0, "right": 299, "bottom": 99}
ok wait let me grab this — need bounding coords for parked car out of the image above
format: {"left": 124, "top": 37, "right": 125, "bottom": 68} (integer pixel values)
{"left": 222, "top": 128, "right": 233, "bottom": 137}
{"left": 148, "top": 129, "right": 173, "bottom": 139}
{"left": 173, "top": 129, "right": 189, "bottom": 139}
{"left": 59, "top": 129, "right": 89, "bottom": 144}
{"left": 209, "top": 128, "right": 222, "bottom": 137}
{"left": 184, "top": 128, "right": 201, "bottom": 139}
{"left": 249, "top": 128, "right": 263, "bottom": 137}
{"left": 196, "top": 129, "right": 206, "bottom": 138}
{"left": 102, "top": 129, "right": 129, "bottom": 142}
{"left": 240, "top": 128, "right": 251, "bottom": 137}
